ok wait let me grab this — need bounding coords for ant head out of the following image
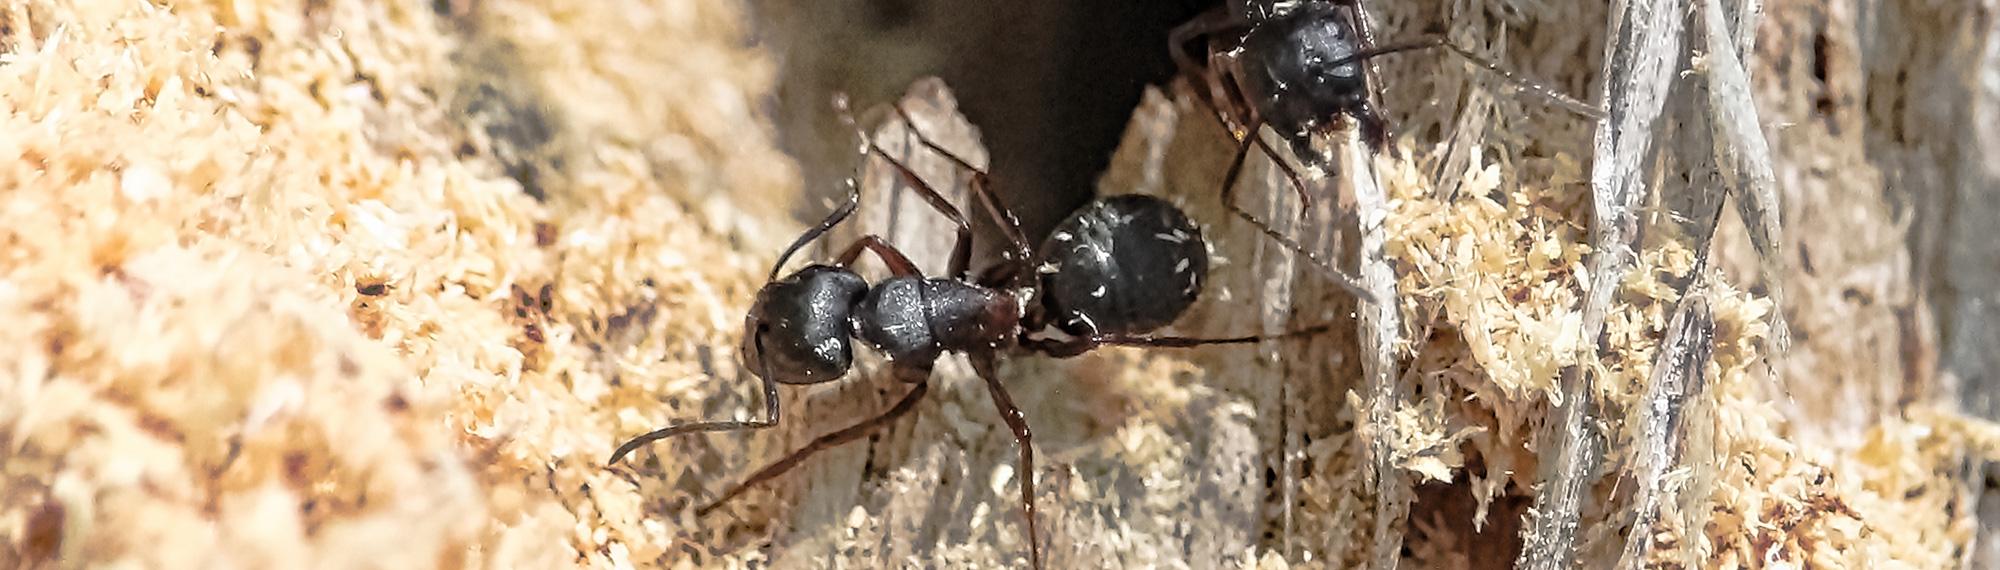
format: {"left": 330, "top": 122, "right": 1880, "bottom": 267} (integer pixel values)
{"left": 741, "top": 264, "right": 869, "bottom": 385}
{"left": 1238, "top": 4, "right": 1384, "bottom": 161}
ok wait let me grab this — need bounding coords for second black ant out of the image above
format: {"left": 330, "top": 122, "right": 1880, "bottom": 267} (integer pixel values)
{"left": 609, "top": 98, "right": 1333, "bottom": 569}
{"left": 1171, "top": 0, "right": 1603, "bottom": 293}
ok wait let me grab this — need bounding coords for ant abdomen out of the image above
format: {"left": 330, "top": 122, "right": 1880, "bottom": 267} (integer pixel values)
{"left": 742, "top": 264, "right": 867, "bottom": 385}
{"left": 1038, "top": 195, "right": 1209, "bottom": 336}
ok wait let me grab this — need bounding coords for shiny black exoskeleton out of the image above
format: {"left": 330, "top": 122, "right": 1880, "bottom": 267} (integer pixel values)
{"left": 1037, "top": 194, "right": 1208, "bottom": 338}
{"left": 1233, "top": 3, "right": 1387, "bottom": 161}
{"left": 731, "top": 193, "right": 1206, "bottom": 388}
{"left": 609, "top": 102, "right": 1324, "bottom": 570}
{"left": 1173, "top": 0, "right": 1389, "bottom": 167}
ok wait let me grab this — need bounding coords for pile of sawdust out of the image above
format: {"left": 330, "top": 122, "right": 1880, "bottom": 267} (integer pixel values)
{"left": 0, "top": 0, "right": 787, "bottom": 567}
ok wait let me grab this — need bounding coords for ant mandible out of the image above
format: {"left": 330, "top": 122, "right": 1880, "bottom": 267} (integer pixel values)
{"left": 1171, "top": 0, "right": 1603, "bottom": 294}
{"left": 608, "top": 98, "right": 1331, "bottom": 569}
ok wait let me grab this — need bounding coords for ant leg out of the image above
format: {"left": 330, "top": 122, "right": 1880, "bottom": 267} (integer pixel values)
{"left": 889, "top": 103, "right": 1036, "bottom": 270}
{"left": 1328, "top": 35, "right": 1605, "bottom": 119}
{"left": 969, "top": 352, "right": 1043, "bottom": 570}
{"left": 863, "top": 143, "right": 975, "bottom": 280}
{"left": 1249, "top": 131, "right": 1319, "bottom": 219}
{"left": 1219, "top": 121, "right": 1376, "bottom": 303}
{"left": 1168, "top": 5, "right": 1235, "bottom": 83}
{"left": 695, "top": 370, "right": 933, "bottom": 517}
{"left": 832, "top": 234, "right": 923, "bottom": 278}
{"left": 966, "top": 173, "right": 1035, "bottom": 272}
{"left": 608, "top": 336, "right": 785, "bottom": 465}
{"left": 1168, "top": 5, "right": 1248, "bottom": 128}
{"left": 1024, "top": 323, "right": 1336, "bottom": 358}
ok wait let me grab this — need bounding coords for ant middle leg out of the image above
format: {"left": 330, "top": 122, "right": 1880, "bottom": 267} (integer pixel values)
{"left": 837, "top": 95, "right": 979, "bottom": 279}
{"left": 888, "top": 103, "right": 1037, "bottom": 267}
{"left": 1169, "top": 5, "right": 1252, "bottom": 133}
{"left": 862, "top": 142, "right": 976, "bottom": 279}
{"left": 694, "top": 371, "right": 933, "bottom": 517}
{"left": 1218, "top": 120, "right": 1375, "bottom": 303}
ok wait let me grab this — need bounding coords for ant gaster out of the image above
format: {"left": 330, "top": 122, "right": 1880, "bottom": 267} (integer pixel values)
{"left": 608, "top": 99, "right": 1330, "bottom": 569}
{"left": 1171, "top": 0, "right": 1603, "bottom": 296}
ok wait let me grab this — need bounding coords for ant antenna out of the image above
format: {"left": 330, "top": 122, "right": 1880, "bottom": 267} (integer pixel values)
{"left": 1331, "top": 36, "right": 1606, "bottom": 120}
{"left": 768, "top": 184, "right": 861, "bottom": 282}
{"left": 607, "top": 335, "right": 780, "bottom": 465}
{"left": 761, "top": 93, "right": 877, "bottom": 282}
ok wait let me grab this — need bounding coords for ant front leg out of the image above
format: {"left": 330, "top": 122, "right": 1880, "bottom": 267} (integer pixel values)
{"left": 969, "top": 351, "right": 1043, "bottom": 570}
{"left": 1218, "top": 120, "right": 1376, "bottom": 303}
{"left": 833, "top": 234, "right": 922, "bottom": 277}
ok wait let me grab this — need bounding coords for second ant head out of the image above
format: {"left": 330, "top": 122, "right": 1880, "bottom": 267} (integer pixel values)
{"left": 1236, "top": 3, "right": 1388, "bottom": 164}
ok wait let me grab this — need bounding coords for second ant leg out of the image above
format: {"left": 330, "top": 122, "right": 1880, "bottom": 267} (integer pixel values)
{"left": 1168, "top": 5, "right": 1250, "bottom": 132}
{"left": 1250, "top": 131, "right": 1319, "bottom": 217}
{"left": 695, "top": 374, "right": 932, "bottom": 517}
{"left": 969, "top": 352, "right": 1043, "bottom": 570}
{"left": 1218, "top": 121, "right": 1375, "bottom": 303}
{"left": 841, "top": 98, "right": 977, "bottom": 279}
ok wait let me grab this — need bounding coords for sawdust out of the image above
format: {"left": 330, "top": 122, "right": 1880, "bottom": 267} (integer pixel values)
{"left": 1, "top": 0, "right": 1995, "bottom": 568}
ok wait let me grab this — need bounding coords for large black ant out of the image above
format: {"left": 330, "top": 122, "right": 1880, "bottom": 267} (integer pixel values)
{"left": 1170, "top": 0, "right": 1602, "bottom": 292}
{"left": 608, "top": 100, "right": 1332, "bottom": 569}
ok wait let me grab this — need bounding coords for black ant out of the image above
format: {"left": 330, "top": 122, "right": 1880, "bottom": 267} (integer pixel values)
{"left": 607, "top": 100, "right": 1332, "bottom": 569}
{"left": 1170, "top": 0, "right": 1602, "bottom": 293}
